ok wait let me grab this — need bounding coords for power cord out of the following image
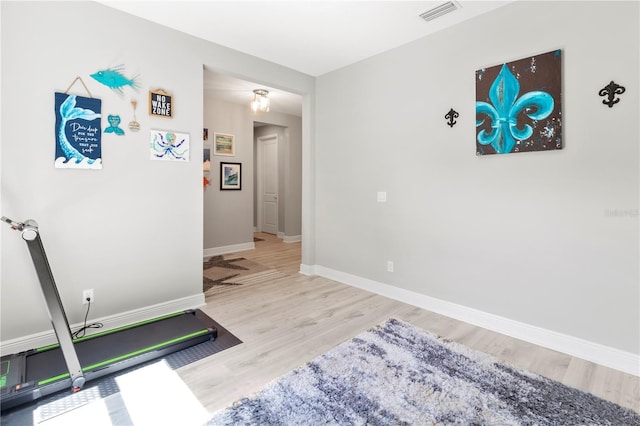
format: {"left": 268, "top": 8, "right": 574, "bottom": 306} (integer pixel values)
{"left": 72, "top": 298, "right": 103, "bottom": 339}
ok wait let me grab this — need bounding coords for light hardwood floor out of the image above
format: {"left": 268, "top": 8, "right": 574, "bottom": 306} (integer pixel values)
{"left": 181, "top": 232, "right": 640, "bottom": 415}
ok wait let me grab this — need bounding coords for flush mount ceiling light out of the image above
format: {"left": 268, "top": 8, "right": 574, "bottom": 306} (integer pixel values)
{"left": 251, "top": 89, "right": 270, "bottom": 113}
{"left": 419, "top": 1, "right": 460, "bottom": 22}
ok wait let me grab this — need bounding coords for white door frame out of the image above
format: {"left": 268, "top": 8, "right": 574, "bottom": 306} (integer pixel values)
{"left": 256, "top": 133, "right": 279, "bottom": 234}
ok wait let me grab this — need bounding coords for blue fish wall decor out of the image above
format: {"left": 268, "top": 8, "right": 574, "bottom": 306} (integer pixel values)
{"left": 90, "top": 65, "right": 140, "bottom": 96}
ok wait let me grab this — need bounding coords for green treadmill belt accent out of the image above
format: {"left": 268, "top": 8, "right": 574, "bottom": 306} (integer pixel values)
{"left": 37, "top": 343, "right": 60, "bottom": 352}
{"left": 37, "top": 329, "right": 210, "bottom": 386}
{"left": 35, "top": 311, "right": 189, "bottom": 352}
{"left": 72, "top": 311, "right": 189, "bottom": 343}
{"left": 1, "top": 360, "right": 9, "bottom": 388}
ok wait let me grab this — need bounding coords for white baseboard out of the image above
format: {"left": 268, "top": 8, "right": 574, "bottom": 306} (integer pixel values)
{"left": 312, "top": 265, "right": 640, "bottom": 377}
{"left": 0, "top": 293, "right": 205, "bottom": 356}
{"left": 299, "top": 264, "right": 315, "bottom": 275}
{"left": 203, "top": 242, "right": 255, "bottom": 259}
{"left": 271, "top": 232, "right": 300, "bottom": 243}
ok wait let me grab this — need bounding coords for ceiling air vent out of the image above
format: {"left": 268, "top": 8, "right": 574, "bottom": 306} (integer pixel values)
{"left": 419, "top": 1, "right": 460, "bottom": 22}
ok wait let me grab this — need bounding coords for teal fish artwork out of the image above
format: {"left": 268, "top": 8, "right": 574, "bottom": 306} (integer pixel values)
{"left": 90, "top": 65, "right": 140, "bottom": 96}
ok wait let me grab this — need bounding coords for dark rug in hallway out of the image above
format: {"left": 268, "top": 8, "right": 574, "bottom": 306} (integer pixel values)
{"left": 203, "top": 255, "right": 272, "bottom": 294}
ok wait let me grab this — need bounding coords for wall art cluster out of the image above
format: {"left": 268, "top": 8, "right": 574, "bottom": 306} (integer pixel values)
{"left": 202, "top": 130, "right": 242, "bottom": 191}
{"left": 475, "top": 49, "right": 562, "bottom": 155}
{"left": 55, "top": 64, "right": 191, "bottom": 169}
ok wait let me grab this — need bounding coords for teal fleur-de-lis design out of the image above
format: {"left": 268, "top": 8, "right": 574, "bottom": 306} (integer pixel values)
{"left": 476, "top": 64, "right": 554, "bottom": 154}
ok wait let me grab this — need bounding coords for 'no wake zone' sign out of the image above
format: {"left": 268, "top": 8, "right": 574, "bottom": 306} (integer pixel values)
{"left": 149, "top": 89, "right": 172, "bottom": 118}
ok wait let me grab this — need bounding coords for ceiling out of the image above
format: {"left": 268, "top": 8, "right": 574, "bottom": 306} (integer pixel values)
{"left": 202, "top": 68, "right": 305, "bottom": 117}
{"left": 99, "top": 1, "right": 513, "bottom": 116}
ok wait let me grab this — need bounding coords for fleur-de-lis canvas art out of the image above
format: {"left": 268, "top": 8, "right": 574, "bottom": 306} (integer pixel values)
{"left": 475, "top": 50, "right": 562, "bottom": 155}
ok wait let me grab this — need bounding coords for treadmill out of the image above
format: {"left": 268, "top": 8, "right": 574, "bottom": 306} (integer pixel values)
{"left": 0, "top": 217, "right": 217, "bottom": 412}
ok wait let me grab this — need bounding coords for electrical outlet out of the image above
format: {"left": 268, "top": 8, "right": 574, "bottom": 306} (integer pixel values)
{"left": 82, "top": 289, "right": 94, "bottom": 304}
{"left": 387, "top": 261, "right": 394, "bottom": 272}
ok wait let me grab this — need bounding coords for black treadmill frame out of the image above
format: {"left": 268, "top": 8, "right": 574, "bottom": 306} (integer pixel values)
{"left": 0, "top": 217, "right": 216, "bottom": 412}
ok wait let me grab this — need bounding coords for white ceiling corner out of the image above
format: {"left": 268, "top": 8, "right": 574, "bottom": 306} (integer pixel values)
{"left": 98, "top": 1, "right": 513, "bottom": 116}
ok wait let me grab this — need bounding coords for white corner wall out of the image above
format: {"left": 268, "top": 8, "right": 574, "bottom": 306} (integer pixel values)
{"left": 1, "top": 1, "right": 314, "bottom": 350}
{"left": 314, "top": 0, "right": 639, "bottom": 370}
{"left": 1, "top": 1, "right": 206, "bottom": 345}
{"left": 203, "top": 98, "right": 255, "bottom": 252}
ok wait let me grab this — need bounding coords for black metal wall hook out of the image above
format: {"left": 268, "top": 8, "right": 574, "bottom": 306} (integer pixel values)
{"left": 445, "top": 108, "right": 459, "bottom": 127}
{"left": 599, "top": 81, "right": 625, "bottom": 108}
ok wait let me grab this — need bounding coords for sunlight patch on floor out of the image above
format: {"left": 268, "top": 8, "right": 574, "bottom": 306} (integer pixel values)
{"left": 116, "top": 360, "right": 210, "bottom": 425}
{"left": 38, "top": 360, "right": 209, "bottom": 425}
{"left": 36, "top": 387, "right": 112, "bottom": 425}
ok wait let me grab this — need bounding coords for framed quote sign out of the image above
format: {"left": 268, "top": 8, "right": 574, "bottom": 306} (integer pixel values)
{"left": 54, "top": 92, "right": 102, "bottom": 169}
{"left": 149, "top": 89, "right": 172, "bottom": 118}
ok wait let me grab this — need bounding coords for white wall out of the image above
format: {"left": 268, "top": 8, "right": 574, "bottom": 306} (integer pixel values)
{"left": 254, "top": 116, "right": 303, "bottom": 238}
{"left": 314, "top": 0, "right": 639, "bottom": 360}
{"left": 4, "top": 0, "right": 636, "bottom": 375}
{"left": 203, "top": 99, "right": 255, "bottom": 251}
{"left": 1, "top": 1, "right": 314, "bottom": 348}
{"left": 202, "top": 99, "right": 302, "bottom": 253}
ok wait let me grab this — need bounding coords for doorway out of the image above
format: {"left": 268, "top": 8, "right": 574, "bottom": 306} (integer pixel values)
{"left": 256, "top": 133, "right": 278, "bottom": 235}
{"left": 203, "top": 67, "right": 303, "bottom": 256}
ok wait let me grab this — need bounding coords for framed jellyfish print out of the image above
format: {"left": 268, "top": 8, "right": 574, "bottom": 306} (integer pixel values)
{"left": 475, "top": 49, "right": 562, "bottom": 155}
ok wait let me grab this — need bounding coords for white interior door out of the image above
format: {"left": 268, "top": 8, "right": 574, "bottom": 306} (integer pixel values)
{"left": 258, "top": 135, "right": 278, "bottom": 235}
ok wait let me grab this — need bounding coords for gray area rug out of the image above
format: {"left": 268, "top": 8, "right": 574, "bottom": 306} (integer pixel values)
{"left": 206, "top": 318, "right": 639, "bottom": 425}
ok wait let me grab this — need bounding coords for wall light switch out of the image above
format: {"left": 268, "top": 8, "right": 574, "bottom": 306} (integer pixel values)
{"left": 377, "top": 192, "right": 387, "bottom": 203}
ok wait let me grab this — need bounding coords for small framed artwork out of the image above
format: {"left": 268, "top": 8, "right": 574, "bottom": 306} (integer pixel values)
{"left": 203, "top": 147, "right": 210, "bottom": 171}
{"left": 220, "top": 162, "right": 241, "bottom": 190}
{"left": 149, "top": 89, "right": 172, "bottom": 118}
{"left": 214, "top": 132, "right": 235, "bottom": 156}
{"left": 149, "top": 129, "right": 189, "bottom": 161}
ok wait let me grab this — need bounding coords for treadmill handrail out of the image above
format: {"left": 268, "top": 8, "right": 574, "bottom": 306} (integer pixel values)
{"left": 2, "top": 217, "right": 86, "bottom": 391}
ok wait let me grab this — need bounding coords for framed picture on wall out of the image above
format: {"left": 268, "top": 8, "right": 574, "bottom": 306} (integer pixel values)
{"left": 203, "top": 147, "right": 210, "bottom": 171}
{"left": 220, "top": 162, "right": 241, "bottom": 190}
{"left": 214, "top": 132, "right": 235, "bottom": 156}
{"left": 475, "top": 49, "right": 562, "bottom": 155}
